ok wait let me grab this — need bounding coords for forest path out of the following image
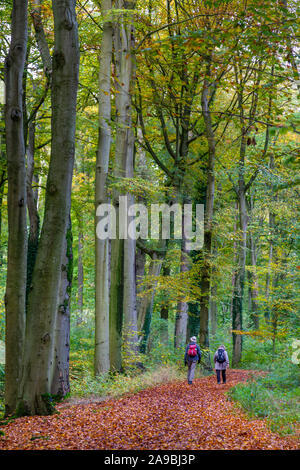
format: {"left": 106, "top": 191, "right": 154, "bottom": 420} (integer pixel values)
{"left": 0, "top": 370, "right": 298, "bottom": 450}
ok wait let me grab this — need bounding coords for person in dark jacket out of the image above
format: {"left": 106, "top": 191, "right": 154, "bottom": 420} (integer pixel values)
{"left": 184, "top": 336, "right": 202, "bottom": 384}
{"left": 213, "top": 344, "right": 229, "bottom": 384}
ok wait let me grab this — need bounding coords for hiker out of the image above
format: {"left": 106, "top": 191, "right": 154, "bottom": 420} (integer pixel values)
{"left": 184, "top": 336, "right": 202, "bottom": 385}
{"left": 213, "top": 344, "right": 229, "bottom": 384}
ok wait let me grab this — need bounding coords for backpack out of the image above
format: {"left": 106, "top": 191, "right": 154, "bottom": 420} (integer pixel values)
{"left": 188, "top": 344, "right": 197, "bottom": 357}
{"left": 217, "top": 348, "right": 225, "bottom": 363}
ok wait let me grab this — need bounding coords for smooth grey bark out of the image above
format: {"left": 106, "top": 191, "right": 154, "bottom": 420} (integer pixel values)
{"left": 94, "top": 0, "right": 113, "bottom": 375}
{"left": 109, "top": 0, "right": 137, "bottom": 371}
{"left": 120, "top": 0, "right": 138, "bottom": 354}
{"left": 16, "top": 0, "right": 79, "bottom": 416}
{"left": 25, "top": 1, "right": 51, "bottom": 303}
{"left": 123, "top": 141, "right": 138, "bottom": 352}
{"left": 31, "top": 0, "right": 52, "bottom": 78}
{"left": 4, "top": 0, "right": 28, "bottom": 416}
{"left": 51, "top": 217, "right": 72, "bottom": 397}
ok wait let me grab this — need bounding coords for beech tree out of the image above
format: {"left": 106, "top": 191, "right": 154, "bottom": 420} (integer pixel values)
{"left": 4, "top": 0, "right": 28, "bottom": 416}
{"left": 109, "top": 0, "right": 138, "bottom": 371}
{"left": 16, "top": 0, "right": 79, "bottom": 416}
{"left": 94, "top": 0, "right": 113, "bottom": 376}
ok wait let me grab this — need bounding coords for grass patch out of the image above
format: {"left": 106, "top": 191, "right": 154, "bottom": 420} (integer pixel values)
{"left": 69, "top": 363, "right": 187, "bottom": 400}
{"left": 228, "top": 362, "right": 300, "bottom": 435}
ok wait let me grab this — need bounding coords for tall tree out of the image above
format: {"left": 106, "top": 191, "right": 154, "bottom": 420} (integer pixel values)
{"left": 94, "top": 0, "right": 113, "bottom": 376}
{"left": 198, "top": 56, "right": 216, "bottom": 371}
{"left": 4, "top": 0, "right": 28, "bottom": 416}
{"left": 109, "top": 0, "right": 138, "bottom": 371}
{"left": 16, "top": 0, "right": 79, "bottom": 416}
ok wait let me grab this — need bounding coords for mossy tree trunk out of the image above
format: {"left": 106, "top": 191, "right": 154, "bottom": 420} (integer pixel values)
{"left": 51, "top": 216, "right": 73, "bottom": 397}
{"left": 0, "top": 104, "right": 6, "bottom": 267}
{"left": 16, "top": 0, "right": 79, "bottom": 416}
{"left": 4, "top": 0, "right": 28, "bottom": 417}
{"left": 26, "top": 120, "right": 40, "bottom": 305}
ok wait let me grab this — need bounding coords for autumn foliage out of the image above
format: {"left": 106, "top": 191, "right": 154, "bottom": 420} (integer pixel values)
{"left": 0, "top": 370, "right": 298, "bottom": 450}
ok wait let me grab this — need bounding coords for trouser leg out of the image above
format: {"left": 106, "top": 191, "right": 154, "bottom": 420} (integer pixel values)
{"left": 222, "top": 369, "right": 226, "bottom": 383}
{"left": 216, "top": 369, "right": 221, "bottom": 383}
{"left": 188, "top": 361, "right": 196, "bottom": 382}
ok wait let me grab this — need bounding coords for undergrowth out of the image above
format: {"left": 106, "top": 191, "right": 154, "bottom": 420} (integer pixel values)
{"left": 228, "top": 361, "right": 300, "bottom": 436}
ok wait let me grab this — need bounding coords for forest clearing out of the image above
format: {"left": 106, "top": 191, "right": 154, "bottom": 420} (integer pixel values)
{"left": 0, "top": 0, "right": 299, "bottom": 453}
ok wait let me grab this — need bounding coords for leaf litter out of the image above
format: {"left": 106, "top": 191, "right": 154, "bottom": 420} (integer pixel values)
{"left": 0, "top": 370, "right": 298, "bottom": 450}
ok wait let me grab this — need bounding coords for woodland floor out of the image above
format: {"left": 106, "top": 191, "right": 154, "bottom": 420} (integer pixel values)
{"left": 0, "top": 370, "right": 299, "bottom": 450}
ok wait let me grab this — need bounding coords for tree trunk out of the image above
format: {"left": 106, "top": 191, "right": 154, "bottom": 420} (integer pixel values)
{"left": 0, "top": 173, "right": 4, "bottom": 267}
{"left": 209, "top": 245, "right": 218, "bottom": 337}
{"left": 77, "top": 230, "right": 84, "bottom": 317}
{"left": 26, "top": 120, "right": 40, "bottom": 304}
{"left": 123, "top": 119, "right": 138, "bottom": 353}
{"left": 198, "top": 68, "right": 215, "bottom": 371}
{"left": 4, "top": 0, "right": 28, "bottom": 416}
{"left": 136, "top": 246, "right": 146, "bottom": 317}
{"left": 230, "top": 201, "right": 239, "bottom": 318}
{"left": 16, "top": 0, "right": 79, "bottom": 416}
{"left": 94, "top": 0, "right": 113, "bottom": 376}
{"left": 137, "top": 254, "right": 162, "bottom": 336}
{"left": 31, "top": 0, "right": 52, "bottom": 78}
{"left": 265, "top": 154, "right": 276, "bottom": 320}
{"left": 232, "top": 148, "right": 248, "bottom": 367}
{"left": 51, "top": 217, "right": 73, "bottom": 397}
{"left": 231, "top": 61, "right": 264, "bottom": 365}
{"left": 248, "top": 231, "right": 259, "bottom": 329}
{"left": 138, "top": 253, "right": 163, "bottom": 353}
{"left": 174, "top": 232, "right": 190, "bottom": 349}
{"left": 160, "top": 264, "right": 170, "bottom": 344}
{"left": 109, "top": 0, "right": 137, "bottom": 371}
{"left": 0, "top": 104, "right": 6, "bottom": 267}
